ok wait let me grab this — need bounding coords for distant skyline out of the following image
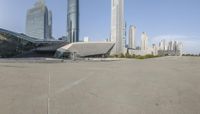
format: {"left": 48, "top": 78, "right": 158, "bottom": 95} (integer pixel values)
{"left": 0, "top": 0, "right": 200, "bottom": 54}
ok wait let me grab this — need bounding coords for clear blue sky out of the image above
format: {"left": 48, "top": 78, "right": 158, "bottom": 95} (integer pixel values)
{"left": 0, "top": 0, "right": 200, "bottom": 54}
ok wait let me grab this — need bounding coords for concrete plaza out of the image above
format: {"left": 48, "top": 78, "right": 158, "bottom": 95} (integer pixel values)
{"left": 0, "top": 57, "right": 200, "bottom": 114}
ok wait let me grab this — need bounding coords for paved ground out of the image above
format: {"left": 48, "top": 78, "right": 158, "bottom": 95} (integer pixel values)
{"left": 0, "top": 56, "right": 200, "bottom": 114}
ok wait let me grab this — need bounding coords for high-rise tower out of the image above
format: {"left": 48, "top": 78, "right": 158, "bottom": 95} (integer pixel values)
{"left": 129, "top": 25, "right": 136, "bottom": 49}
{"left": 67, "top": 0, "right": 79, "bottom": 43}
{"left": 26, "top": 0, "right": 52, "bottom": 40}
{"left": 111, "top": 0, "right": 125, "bottom": 55}
{"left": 141, "top": 32, "right": 148, "bottom": 50}
{"left": 48, "top": 10, "right": 53, "bottom": 39}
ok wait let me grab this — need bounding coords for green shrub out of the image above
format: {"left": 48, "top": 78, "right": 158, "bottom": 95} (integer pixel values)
{"left": 109, "top": 53, "right": 160, "bottom": 59}
{"left": 132, "top": 54, "right": 136, "bottom": 58}
{"left": 136, "top": 55, "right": 145, "bottom": 59}
{"left": 118, "top": 53, "right": 125, "bottom": 58}
{"left": 144, "top": 54, "right": 154, "bottom": 58}
{"left": 125, "top": 53, "right": 132, "bottom": 58}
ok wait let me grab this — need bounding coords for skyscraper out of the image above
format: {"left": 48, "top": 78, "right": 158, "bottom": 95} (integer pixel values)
{"left": 141, "top": 32, "right": 148, "bottom": 50}
{"left": 168, "top": 41, "right": 173, "bottom": 51}
{"left": 159, "top": 40, "right": 166, "bottom": 50}
{"left": 129, "top": 25, "right": 136, "bottom": 49}
{"left": 177, "top": 42, "right": 183, "bottom": 56}
{"left": 67, "top": 0, "right": 79, "bottom": 43}
{"left": 173, "top": 41, "right": 178, "bottom": 51}
{"left": 111, "top": 0, "right": 125, "bottom": 54}
{"left": 48, "top": 11, "right": 53, "bottom": 39}
{"left": 26, "top": 0, "right": 52, "bottom": 40}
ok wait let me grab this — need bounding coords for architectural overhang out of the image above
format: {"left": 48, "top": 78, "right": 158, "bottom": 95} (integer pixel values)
{"left": 56, "top": 42, "right": 115, "bottom": 58}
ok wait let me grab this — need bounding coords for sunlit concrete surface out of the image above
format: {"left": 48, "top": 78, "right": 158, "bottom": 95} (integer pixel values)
{"left": 0, "top": 56, "right": 200, "bottom": 114}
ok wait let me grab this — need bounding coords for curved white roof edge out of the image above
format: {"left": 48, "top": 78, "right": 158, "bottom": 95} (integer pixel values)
{"left": 58, "top": 42, "right": 115, "bottom": 50}
{"left": 71, "top": 41, "right": 115, "bottom": 44}
{"left": 56, "top": 42, "right": 115, "bottom": 57}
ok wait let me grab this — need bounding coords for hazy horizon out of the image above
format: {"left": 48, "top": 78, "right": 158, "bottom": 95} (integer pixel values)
{"left": 0, "top": 0, "right": 200, "bottom": 54}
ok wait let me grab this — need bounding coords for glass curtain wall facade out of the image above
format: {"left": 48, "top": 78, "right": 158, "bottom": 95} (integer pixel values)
{"left": 111, "top": 0, "right": 125, "bottom": 55}
{"left": 67, "top": 0, "right": 79, "bottom": 43}
{"left": 26, "top": 0, "right": 52, "bottom": 40}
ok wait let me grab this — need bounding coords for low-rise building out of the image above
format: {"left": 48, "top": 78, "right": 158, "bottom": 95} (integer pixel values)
{"left": 55, "top": 42, "right": 115, "bottom": 58}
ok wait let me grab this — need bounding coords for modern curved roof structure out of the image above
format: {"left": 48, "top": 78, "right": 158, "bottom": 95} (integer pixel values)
{"left": 56, "top": 42, "right": 115, "bottom": 58}
{"left": 0, "top": 28, "right": 38, "bottom": 43}
{"left": 0, "top": 28, "right": 68, "bottom": 57}
{"left": 0, "top": 28, "right": 66, "bottom": 44}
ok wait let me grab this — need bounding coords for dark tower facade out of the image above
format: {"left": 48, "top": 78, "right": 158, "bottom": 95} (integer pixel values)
{"left": 67, "top": 0, "right": 79, "bottom": 43}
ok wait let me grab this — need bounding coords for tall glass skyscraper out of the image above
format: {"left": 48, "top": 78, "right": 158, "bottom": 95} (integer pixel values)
{"left": 111, "top": 0, "right": 125, "bottom": 54}
{"left": 141, "top": 32, "right": 148, "bottom": 50}
{"left": 48, "top": 10, "right": 53, "bottom": 39}
{"left": 26, "top": 0, "right": 52, "bottom": 40}
{"left": 67, "top": 0, "right": 79, "bottom": 43}
{"left": 129, "top": 25, "right": 136, "bottom": 49}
